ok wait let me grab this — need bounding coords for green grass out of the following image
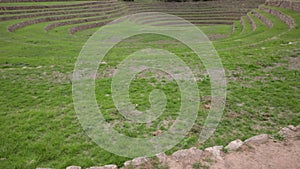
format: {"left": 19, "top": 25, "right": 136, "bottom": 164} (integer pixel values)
{"left": 0, "top": 2, "right": 300, "bottom": 169}
{"left": 192, "top": 162, "right": 209, "bottom": 169}
{"left": 198, "top": 24, "right": 233, "bottom": 37}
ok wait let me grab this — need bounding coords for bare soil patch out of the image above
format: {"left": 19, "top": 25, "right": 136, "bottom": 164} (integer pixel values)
{"left": 210, "top": 129, "right": 300, "bottom": 169}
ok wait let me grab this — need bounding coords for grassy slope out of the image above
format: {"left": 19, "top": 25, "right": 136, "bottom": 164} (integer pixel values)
{"left": 207, "top": 7, "right": 300, "bottom": 147}
{"left": 0, "top": 3, "right": 300, "bottom": 169}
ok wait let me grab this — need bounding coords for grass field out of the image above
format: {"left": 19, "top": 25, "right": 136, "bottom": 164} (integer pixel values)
{"left": 0, "top": 0, "right": 299, "bottom": 168}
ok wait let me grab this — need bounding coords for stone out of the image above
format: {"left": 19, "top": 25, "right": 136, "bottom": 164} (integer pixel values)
{"left": 244, "top": 134, "right": 269, "bottom": 144}
{"left": 171, "top": 147, "right": 203, "bottom": 161}
{"left": 155, "top": 152, "right": 168, "bottom": 163}
{"left": 87, "top": 165, "right": 118, "bottom": 169}
{"left": 102, "top": 165, "right": 118, "bottom": 169}
{"left": 237, "top": 103, "right": 244, "bottom": 107}
{"left": 203, "top": 104, "right": 211, "bottom": 109}
{"left": 204, "top": 146, "right": 223, "bottom": 160}
{"left": 123, "top": 160, "right": 131, "bottom": 167}
{"left": 287, "top": 125, "right": 296, "bottom": 131}
{"left": 225, "top": 139, "right": 243, "bottom": 151}
{"left": 66, "top": 166, "right": 81, "bottom": 169}
{"left": 152, "top": 129, "right": 162, "bottom": 136}
{"left": 124, "top": 157, "right": 148, "bottom": 167}
{"left": 166, "top": 147, "right": 203, "bottom": 169}
{"left": 279, "top": 125, "right": 296, "bottom": 137}
{"left": 131, "top": 157, "right": 148, "bottom": 166}
{"left": 296, "top": 124, "right": 300, "bottom": 132}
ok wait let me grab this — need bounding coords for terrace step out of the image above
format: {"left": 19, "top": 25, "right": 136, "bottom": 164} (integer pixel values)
{"left": 231, "top": 20, "right": 244, "bottom": 37}
{"left": 247, "top": 14, "right": 257, "bottom": 31}
{"left": 1, "top": 0, "right": 266, "bottom": 34}
{"left": 69, "top": 21, "right": 111, "bottom": 35}
{"left": 215, "top": 6, "right": 294, "bottom": 51}
{"left": 251, "top": 10, "right": 273, "bottom": 28}
{"left": 44, "top": 12, "right": 126, "bottom": 32}
{"left": 124, "top": 1, "right": 265, "bottom": 9}
{"left": 7, "top": 7, "right": 126, "bottom": 32}
{"left": 134, "top": 16, "right": 240, "bottom": 25}
{"left": 259, "top": 6, "right": 295, "bottom": 29}
{"left": 239, "top": 15, "right": 255, "bottom": 35}
{"left": 69, "top": 19, "right": 233, "bottom": 35}
{"left": 0, "top": 1, "right": 116, "bottom": 10}
{"left": 0, "top": 2, "right": 122, "bottom": 15}
{"left": 0, "top": 5, "right": 125, "bottom": 21}
{"left": 265, "top": 0, "right": 300, "bottom": 12}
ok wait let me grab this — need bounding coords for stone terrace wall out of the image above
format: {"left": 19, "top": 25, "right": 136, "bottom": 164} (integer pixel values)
{"left": 260, "top": 6, "right": 295, "bottom": 29}
{"left": 266, "top": 0, "right": 300, "bottom": 12}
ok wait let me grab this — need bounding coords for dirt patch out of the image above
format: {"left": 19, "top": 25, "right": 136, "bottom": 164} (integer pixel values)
{"left": 288, "top": 56, "right": 300, "bottom": 70}
{"left": 261, "top": 56, "right": 300, "bottom": 71}
{"left": 210, "top": 138, "right": 300, "bottom": 169}
{"left": 208, "top": 34, "right": 230, "bottom": 40}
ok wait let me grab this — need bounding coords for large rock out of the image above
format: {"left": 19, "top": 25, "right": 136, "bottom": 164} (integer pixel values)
{"left": 279, "top": 125, "right": 297, "bottom": 137}
{"left": 204, "top": 146, "right": 223, "bottom": 160}
{"left": 66, "top": 166, "right": 81, "bottom": 169}
{"left": 155, "top": 152, "right": 168, "bottom": 164}
{"left": 171, "top": 147, "right": 203, "bottom": 161}
{"left": 167, "top": 147, "right": 203, "bottom": 169}
{"left": 287, "top": 125, "right": 297, "bottom": 131}
{"left": 296, "top": 124, "right": 300, "bottom": 132}
{"left": 87, "top": 165, "right": 118, "bottom": 169}
{"left": 124, "top": 157, "right": 148, "bottom": 167}
{"left": 225, "top": 139, "right": 243, "bottom": 151}
{"left": 244, "top": 134, "right": 269, "bottom": 144}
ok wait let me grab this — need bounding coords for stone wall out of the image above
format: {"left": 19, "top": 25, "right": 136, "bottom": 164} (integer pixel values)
{"left": 265, "top": 0, "right": 300, "bottom": 12}
{"left": 37, "top": 124, "right": 300, "bottom": 169}
{"left": 251, "top": 11, "right": 273, "bottom": 28}
{"left": 259, "top": 6, "right": 295, "bottom": 29}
